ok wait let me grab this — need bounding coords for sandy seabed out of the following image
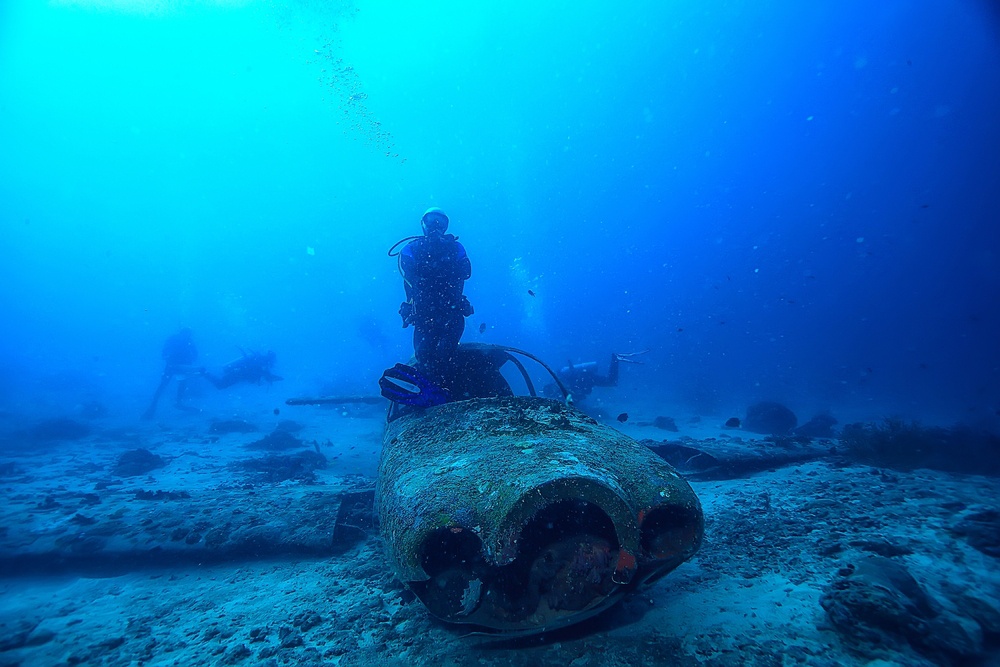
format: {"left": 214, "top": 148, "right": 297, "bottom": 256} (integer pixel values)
{"left": 1, "top": 406, "right": 998, "bottom": 667}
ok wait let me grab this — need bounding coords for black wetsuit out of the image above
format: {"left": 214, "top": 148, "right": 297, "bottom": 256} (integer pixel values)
{"left": 205, "top": 352, "right": 282, "bottom": 389}
{"left": 550, "top": 354, "right": 621, "bottom": 402}
{"left": 399, "top": 233, "right": 473, "bottom": 381}
{"left": 142, "top": 329, "right": 200, "bottom": 419}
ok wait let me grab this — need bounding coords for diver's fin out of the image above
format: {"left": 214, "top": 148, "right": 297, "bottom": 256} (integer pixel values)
{"left": 379, "top": 363, "right": 450, "bottom": 407}
{"left": 615, "top": 349, "right": 650, "bottom": 364}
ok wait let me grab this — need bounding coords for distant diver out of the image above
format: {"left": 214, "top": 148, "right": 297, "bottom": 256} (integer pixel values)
{"left": 547, "top": 350, "right": 648, "bottom": 404}
{"left": 205, "top": 350, "right": 282, "bottom": 389}
{"left": 142, "top": 328, "right": 204, "bottom": 420}
{"left": 390, "top": 207, "right": 473, "bottom": 384}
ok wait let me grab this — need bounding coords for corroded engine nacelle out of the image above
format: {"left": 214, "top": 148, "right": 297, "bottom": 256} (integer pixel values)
{"left": 377, "top": 396, "right": 703, "bottom": 634}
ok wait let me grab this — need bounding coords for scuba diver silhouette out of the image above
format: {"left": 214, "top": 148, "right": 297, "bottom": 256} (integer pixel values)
{"left": 389, "top": 208, "right": 473, "bottom": 388}
{"left": 142, "top": 328, "right": 203, "bottom": 419}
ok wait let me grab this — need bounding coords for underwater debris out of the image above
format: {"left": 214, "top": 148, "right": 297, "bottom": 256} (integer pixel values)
{"left": 821, "top": 556, "right": 986, "bottom": 664}
{"left": 949, "top": 509, "right": 1000, "bottom": 557}
{"left": 653, "top": 415, "right": 678, "bottom": 431}
{"left": 794, "top": 412, "right": 838, "bottom": 439}
{"left": 233, "top": 451, "right": 326, "bottom": 483}
{"left": 743, "top": 401, "right": 797, "bottom": 436}
{"left": 378, "top": 396, "right": 703, "bottom": 634}
{"left": 112, "top": 449, "right": 166, "bottom": 477}
{"left": 244, "top": 429, "right": 303, "bottom": 451}
{"left": 840, "top": 419, "right": 1000, "bottom": 475}
{"left": 633, "top": 416, "right": 677, "bottom": 431}
{"left": 331, "top": 488, "right": 377, "bottom": 549}
{"left": 70, "top": 513, "right": 97, "bottom": 526}
{"left": 273, "top": 419, "right": 305, "bottom": 433}
{"left": 644, "top": 437, "right": 831, "bottom": 480}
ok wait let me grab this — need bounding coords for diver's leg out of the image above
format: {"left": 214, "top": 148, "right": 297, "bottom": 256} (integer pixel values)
{"left": 414, "top": 313, "right": 460, "bottom": 384}
{"left": 606, "top": 353, "right": 620, "bottom": 386}
{"left": 141, "top": 372, "right": 173, "bottom": 420}
{"left": 174, "top": 378, "right": 200, "bottom": 413}
{"left": 418, "top": 320, "right": 450, "bottom": 382}
{"left": 204, "top": 372, "right": 233, "bottom": 389}
{"left": 451, "top": 313, "right": 467, "bottom": 347}
{"left": 413, "top": 325, "right": 430, "bottom": 367}
{"left": 433, "top": 314, "right": 465, "bottom": 373}
{"left": 590, "top": 356, "right": 619, "bottom": 389}
{"left": 600, "top": 350, "right": 647, "bottom": 388}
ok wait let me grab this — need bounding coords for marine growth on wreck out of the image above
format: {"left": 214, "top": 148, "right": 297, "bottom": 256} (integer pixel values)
{"left": 377, "top": 394, "right": 704, "bottom": 634}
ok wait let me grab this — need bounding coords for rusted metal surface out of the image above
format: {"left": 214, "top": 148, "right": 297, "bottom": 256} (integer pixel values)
{"left": 377, "top": 396, "right": 703, "bottom": 634}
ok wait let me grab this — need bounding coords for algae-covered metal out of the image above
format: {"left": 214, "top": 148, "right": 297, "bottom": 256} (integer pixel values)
{"left": 377, "top": 395, "right": 703, "bottom": 634}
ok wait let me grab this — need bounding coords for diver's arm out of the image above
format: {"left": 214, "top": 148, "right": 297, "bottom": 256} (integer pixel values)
{"left": 456, "top": 243, "right": 472, "bottom": 280}
{"left": 203, "top": 371, "right": 225, "bottom": 389}
{"left": 603, "top": 354, "right": 620, "bottom": 386}
{"left": 398, "top": 244, "right": 419, "bottom": 326}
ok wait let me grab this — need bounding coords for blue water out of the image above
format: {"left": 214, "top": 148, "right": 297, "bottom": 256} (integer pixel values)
{"left": 1, "top": 0, "right": 998, "bottom": 428}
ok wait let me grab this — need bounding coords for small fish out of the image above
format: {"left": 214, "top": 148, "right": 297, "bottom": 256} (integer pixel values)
{"left": 479, "top": 323, "right": 486, "bottom": 334}
{"left": 527, "top": 289, "right": 536, "bottom": 297}
{"left": 273, "top": 408, "right": 280, "bottom": 416}
{"left": 617, "top": 412, "right": 629, "bottom": 423}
